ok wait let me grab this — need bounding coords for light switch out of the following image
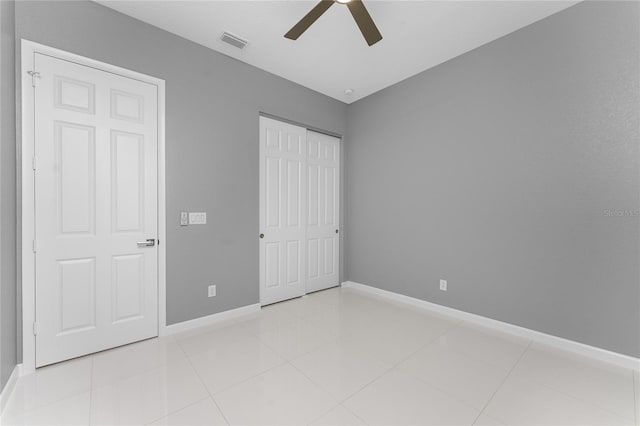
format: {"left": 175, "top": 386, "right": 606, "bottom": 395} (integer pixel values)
{"left": 189, "top": 212, "right": 207, "bottom": 225}
{"left": 180, "top": 212, "right": 189, "bottom": 226}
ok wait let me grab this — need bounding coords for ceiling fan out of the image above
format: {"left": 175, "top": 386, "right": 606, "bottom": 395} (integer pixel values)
{"left": 284, "top": 0, "right": 383, "bottom": 46}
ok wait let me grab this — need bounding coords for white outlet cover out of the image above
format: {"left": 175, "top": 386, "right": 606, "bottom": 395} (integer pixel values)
{"left": 440, "top": 279, "right": 447, "bottom": 291}
{"left": 189, "top": 212, "right": 207, "bottom": 225}
{"left": 208, "top": 284, "right": 216, "bottom": 297}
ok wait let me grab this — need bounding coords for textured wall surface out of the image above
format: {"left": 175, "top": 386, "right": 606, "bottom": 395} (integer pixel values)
{"left": 345, "top": 1, "right": 640, "bottom": 357}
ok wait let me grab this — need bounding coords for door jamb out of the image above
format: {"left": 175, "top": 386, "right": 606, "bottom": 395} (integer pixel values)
{"left": 20, "top": 39, "right": 167, "bottom": 374}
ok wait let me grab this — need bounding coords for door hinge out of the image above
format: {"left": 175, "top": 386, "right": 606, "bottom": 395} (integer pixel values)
{"left": 32, "top": 156, "right": 36, "bottom": 171}
{"left": 32, "top": 239, "right": 37, "bottom": 253}
{"left": 33, "top": 322, "right": 38, "bottom": 336}
{"left": 27, "top": 71, "right": 41, "bottom": 87}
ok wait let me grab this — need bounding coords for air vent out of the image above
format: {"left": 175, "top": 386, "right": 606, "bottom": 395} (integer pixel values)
{"left": 221, "top": 32, "right": 248, "bottom": 49}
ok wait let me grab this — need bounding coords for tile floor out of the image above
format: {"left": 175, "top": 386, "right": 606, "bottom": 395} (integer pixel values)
{"left": 1, "top": 287, "right": 638, "bottom": 425}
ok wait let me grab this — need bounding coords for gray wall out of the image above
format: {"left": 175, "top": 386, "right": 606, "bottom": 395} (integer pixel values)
{"left": 6, "top": 0, "right": 638, "bottom": 371}
{"left": 1, "top": 0, "right": 17, "bottom": 391}
{"left": 345, "top": 1, "right": 640, "bottom": 357}
{"left": 14, "top": 0, "right": 347, "bottom": 346}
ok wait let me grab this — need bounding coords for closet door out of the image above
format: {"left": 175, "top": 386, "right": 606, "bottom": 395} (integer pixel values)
{"left": 259, "top": 117, "right": 307, "bottom": 305}
{"left": 306, "top": 131, "right": 340, "bottom": 293}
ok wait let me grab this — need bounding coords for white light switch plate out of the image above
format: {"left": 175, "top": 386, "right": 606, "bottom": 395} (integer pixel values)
{"left": 180, "top": 212, "right": 189, "bottom": 226}
{"left": 189, "top": 212, "right": 207, "bottom": 225}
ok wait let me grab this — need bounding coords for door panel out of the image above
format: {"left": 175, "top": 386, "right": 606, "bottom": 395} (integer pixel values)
{"left": 56, "top": 122, "right": 96, "bottom": 234}
{"left": 259, "top": 117, "right": 307, "bottom": 305}
{"left": 58, "top": 258, "right": 96, "bottom": 334}
{"left": 306, "top": 131, "right": 340, "bottom": 293}
{"left": 34, "top": 53, "right": 158, "bottom": 367}
{"left": 111, "top": 131, "right": 144, "bottom": 232}
{"left": 111, "top": 254, "right": 144, "bottom": 323}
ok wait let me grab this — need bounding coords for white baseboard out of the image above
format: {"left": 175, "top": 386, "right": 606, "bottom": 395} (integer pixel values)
{"left": 164, "top": 303, "right": 261, "bottom": 336}
{"left": 0, "top": 364, "right": 21, "bottom": 415}
{"left": 342, "top": 281, "right": 640, "bottom": 371}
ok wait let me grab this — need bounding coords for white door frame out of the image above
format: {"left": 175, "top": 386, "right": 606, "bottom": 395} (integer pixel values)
{"left": 20, "top": 40, "right": 167, "bottom": 375}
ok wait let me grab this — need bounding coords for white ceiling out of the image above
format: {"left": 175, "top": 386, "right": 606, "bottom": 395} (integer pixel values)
{"left": 96, "top": 0, "right": 578, "bottom": 104}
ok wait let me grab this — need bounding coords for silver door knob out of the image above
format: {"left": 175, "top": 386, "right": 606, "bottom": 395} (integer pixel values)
{"left": 137, "top": 239, "right": 156, "bottom": 247}
{"left": 259, "top": 234, "right": 264, "bottom": 239}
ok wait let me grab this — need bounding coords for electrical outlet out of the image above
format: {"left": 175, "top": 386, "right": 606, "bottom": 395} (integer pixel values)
{"left": 180, "top": 212, "right": 189, "bottom": 226}
{"left": 208, "top": 285, "right": 216, "bottom": 298}
{"left": 189, "top": 212, "right": 207, "bottom": 225}
{"left": 439, "top": 279, "right": 447, "bottom": 291}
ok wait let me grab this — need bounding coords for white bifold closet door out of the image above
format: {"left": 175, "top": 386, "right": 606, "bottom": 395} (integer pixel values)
{"left": 34, "top": 53, "right": 159, "bottom": 367}
{"left": 259, "top": 117, "right": 340, "bottom": 305}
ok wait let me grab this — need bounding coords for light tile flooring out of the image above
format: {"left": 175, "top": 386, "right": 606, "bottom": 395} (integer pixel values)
{"left": 1, "top": 287, "right": 638, "bottom": 425}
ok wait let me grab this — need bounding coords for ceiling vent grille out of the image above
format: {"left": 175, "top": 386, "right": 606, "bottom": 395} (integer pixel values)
{"left": 221, "top": 32, "right": 248, "bottom": 49}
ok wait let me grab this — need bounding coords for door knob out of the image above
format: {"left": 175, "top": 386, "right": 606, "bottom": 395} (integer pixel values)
{"left": 137, "top": 239, "right": 156, "bottom": 247}
{"left": 259, "top": 233, "right": 264, "bottom": 239}
{"left": 335, "top": 229, "right": 339, "bottom": 234}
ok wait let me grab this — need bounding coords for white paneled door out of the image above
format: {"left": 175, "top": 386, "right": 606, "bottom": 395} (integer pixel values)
{"left": 34, "top": 53, "right": 158, "bottom": 367}
{"left": 259, "top": 117, "right": 307, "bottom": 305}
{"left": 306, "top": 131, "right": 340, "bottom": 293}
{"left": 259, "top": 117, "right": 340, "bottom": 305}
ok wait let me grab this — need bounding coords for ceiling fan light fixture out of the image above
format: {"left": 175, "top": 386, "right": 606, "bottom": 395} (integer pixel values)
{"left": 336, "top": 0, "right": 352, "bottom": 4}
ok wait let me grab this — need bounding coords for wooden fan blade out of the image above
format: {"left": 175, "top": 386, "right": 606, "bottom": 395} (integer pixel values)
{"left": 285, "top": 0, "right": 335, "bottom": 40}
{"left": 346, "top": 0, "right": 382, "bottom": 46}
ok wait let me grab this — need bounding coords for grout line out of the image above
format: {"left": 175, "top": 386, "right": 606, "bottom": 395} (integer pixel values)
{"left": 202, "top": 359, "right": 289, "bottom": 424}
{"left": 141, "top": 338, "right": 228, "bottom": 425}
{"left": 500, "top": 343, "right": 638, "bottom": 423}
{"left": 302, "top": 398, "right": 340, "bottom": 425}
{"left": 293, "top": 291, "right": 469, "bottom": 416}
{"left": 176, "top": 302, "right": 316, "bottom": 403}
{"left": 88, "top": 356, "right": 94, "bottom": 425}
{"left": 471, "top": 340, "right": 532, "bottom": 425}
{"left": 143, "top": 397, "right": 210, "bottom": 426}
{"left": 89, "top": 345, "right": 183, "bottom": 392}
{"left": 287, "top": 357, "right": 369, "bottom": 425}
{"left": 529, "top": 376, "right": 635, "bottom": 423}
{"left": 390, "top": 332, "right": 532, "bottom": 422}
{"left": 468, "top": 342, "right": 635, "bottom": 424}
{"left": 209, "top": 397, "right": 231, "bottom": 426}
{"left": 386, "top": 317, "right": 460, "bottom": 369}
{"left": 634, "top": 371, "right": 638, "bottom": 426}
{"left": 181, "top": 349, "right": 232, "bottom": 426}
{"left": 299, "top": 322, "right": 456, "bottom": 411}
{"left": 340, "top": 402, "right": 369, "bottom": 425}
{"left": 206, "top": 353, "right": 287, "bottom": 397}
